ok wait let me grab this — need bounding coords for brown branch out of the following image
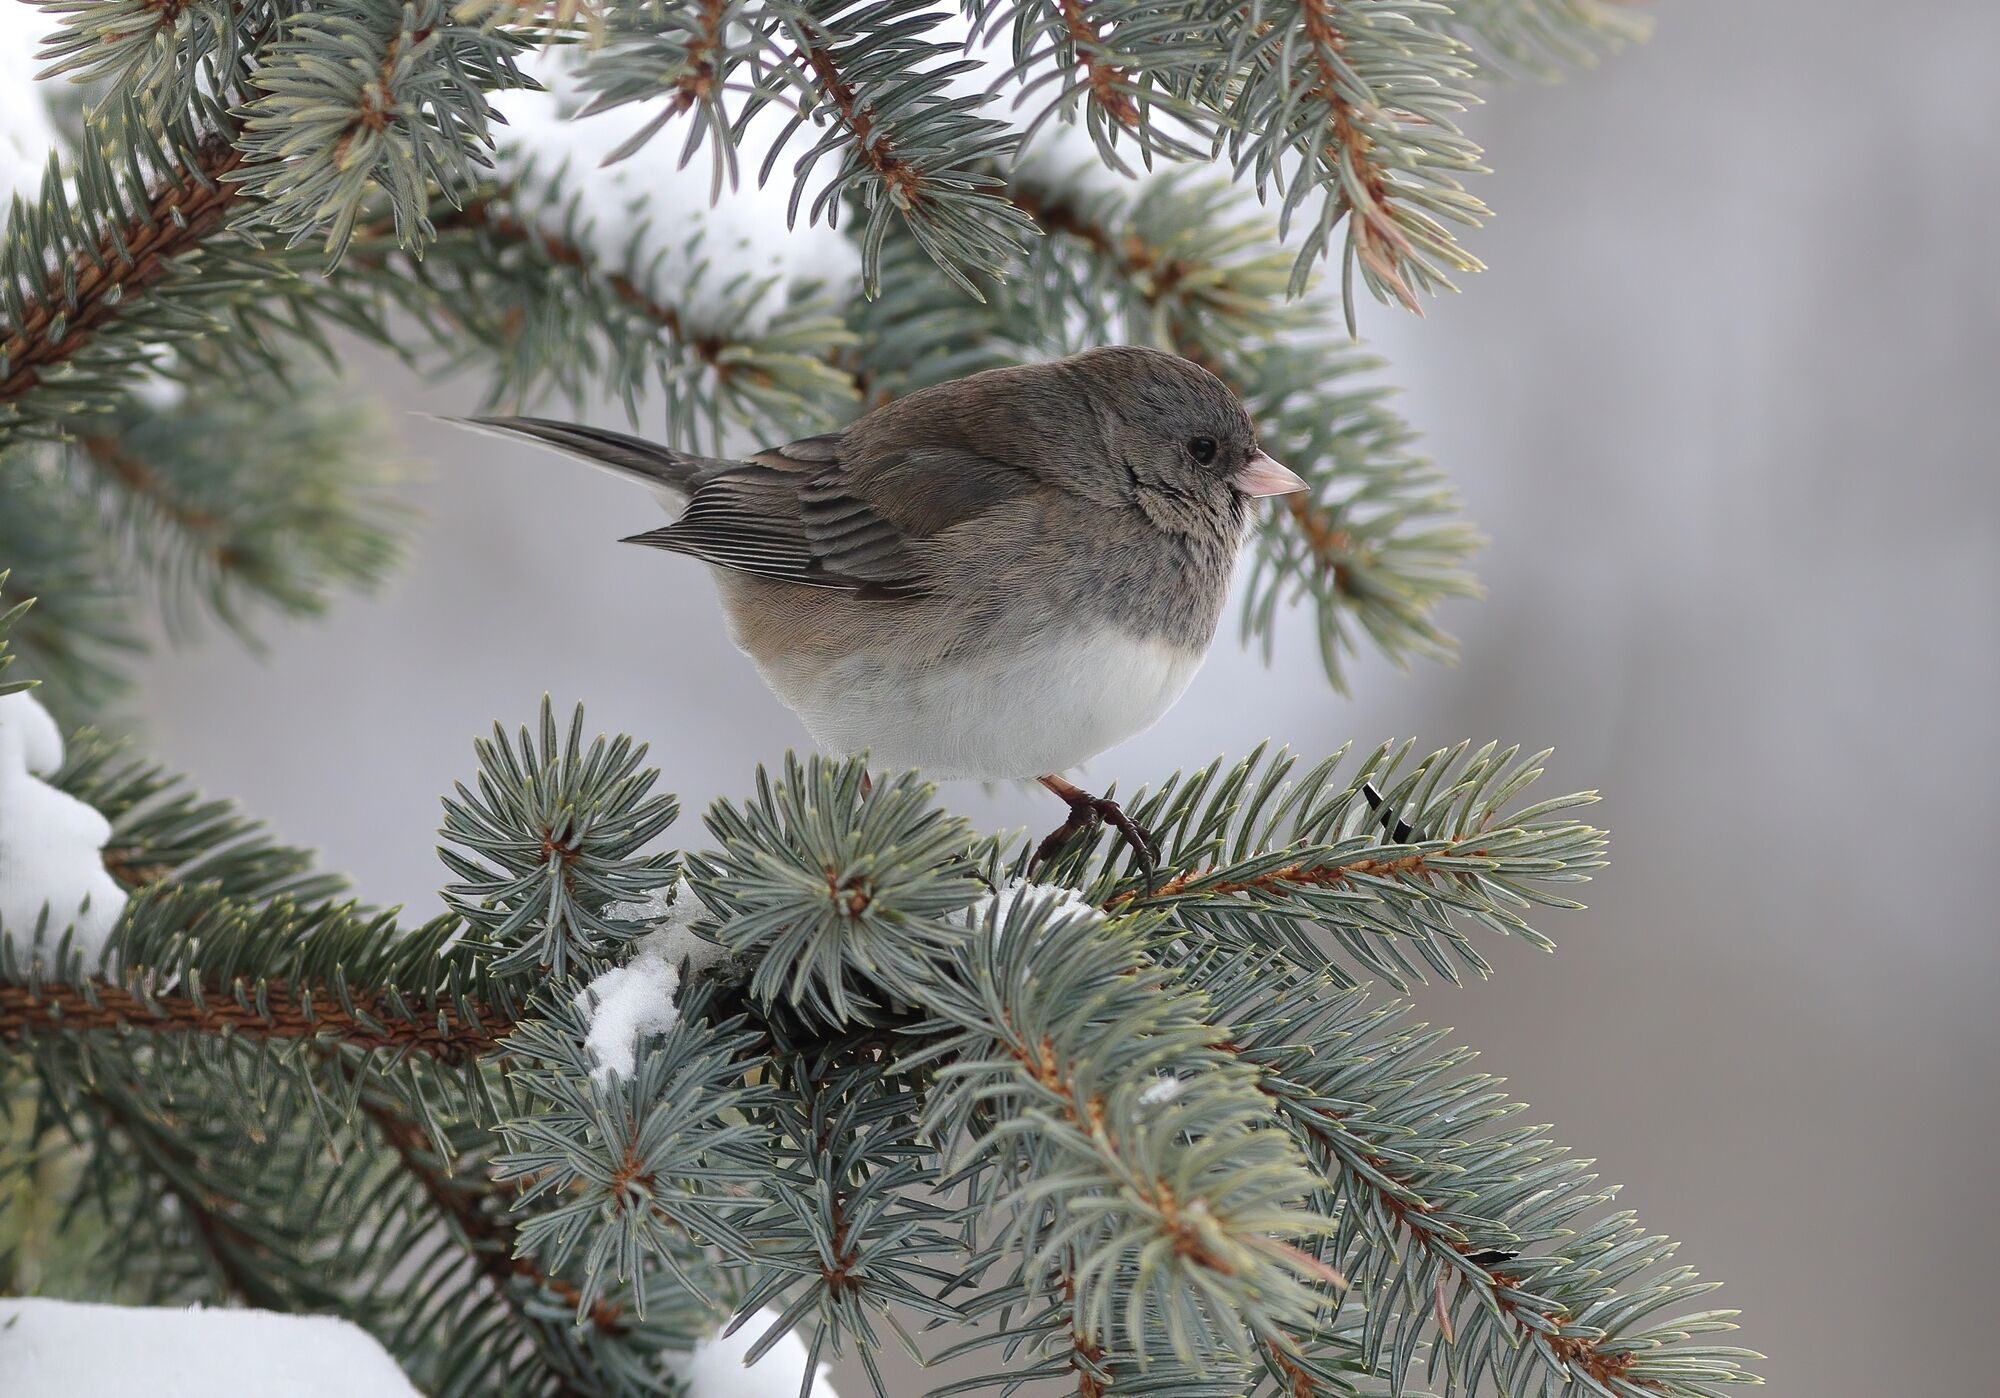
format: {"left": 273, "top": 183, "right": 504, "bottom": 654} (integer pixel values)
{"left": 1283, "top": 492, "right": 1354, "bottom": 592}
{"left": 1059, "top": 1272, "right": 1108, "bottom": 1397}
{"left": 1294, "top": 0, "right": 1419, "bottom": 311}
{"left": 100, "top": 845, "right": 179, "bottom": 891}
{"left": 668, "top": 0, "right": 726, "bottom": 115}
{"left": 1105, "top": 849, "right": 1434, "bottom": 910}
{"left": 1229, "top": 1045, "right": 1645, "bottom": 1389}
{"left": 1013, "top": 1035, "right": 1143, "bottom": 1391}
{"left": 1054, "top": 0, "right": 1141, "bottom": 128}
{"left": 444, "top": 197, "right": 762, "bottom": 383}
{"left": 1551, "top": 1330, "right": 1642, "bottom": 1388}
{"left": 354, "top": 1084, "right": 628, "bottom": 1349}
{"left": 86, "top": 1083, "right": 288, "bottom": 1309}
{"left": 0, "top": 979, "right": 503, "bottom": 1062}
{"left": 75, "top": 430, "right": 239, "bottom": 564}
{"left": 800, "top": 37, "right": 925, "bottom": 198}
{"left": 0, "top": 139, "right": 248, "bottom": 409}
{"left": 803, "top": 1073, "right": 864, "bottom": 1303}
{"left": 1007, "top": 186, "right": 1189, "bottom": 310}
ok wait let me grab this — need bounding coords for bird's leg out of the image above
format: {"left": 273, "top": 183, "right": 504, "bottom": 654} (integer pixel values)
{"left": 1032, "top": 774, "right": 1160, "bottom": 871}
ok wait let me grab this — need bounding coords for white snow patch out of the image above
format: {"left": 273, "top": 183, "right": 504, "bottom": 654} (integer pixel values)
{"left": 960, "top": 878, "right": 1103, "bottom": 937}
{"left": 667, "top": 1307, "right": 842, "bottom": 1398}
{"left": 576, "top": 941, "right": 681, "bottom": 1082}
{"left": 577, "top": 880, "right": 732, "bottom": 1081}
{"left": 1139, "top": 1074, "right": 1184, "bottom": 1106}
{"left": 605, "top": 878, "right": 733, "bottom": 980}
{"left": 0, "top": 1299, "right": 422, "bottom": 1398}
{"left": 0, "top": 692, "right": 127, "bottom": 966}
{"left": 480, "top": 20, "right": 1166, "bottom": 344}
{"left": 489, "top": 47, "right": 861, "bottom": 335}
{"left": 0, "top": 7, "right": 61, "bottom": 207}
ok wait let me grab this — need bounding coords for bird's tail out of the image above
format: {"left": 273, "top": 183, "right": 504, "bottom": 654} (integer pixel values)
{"left": 446, "top": 415, "right": 728, "bottom": 503}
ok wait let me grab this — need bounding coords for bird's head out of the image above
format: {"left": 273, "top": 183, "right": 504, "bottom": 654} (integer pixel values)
{"left": 1060, "top": 345, "right": 1306, "bottom": 533}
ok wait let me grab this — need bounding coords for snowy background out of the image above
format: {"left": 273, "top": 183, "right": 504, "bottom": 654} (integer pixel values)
{"left": 66, "top": 0, "right": 2000, "bottom": 1393}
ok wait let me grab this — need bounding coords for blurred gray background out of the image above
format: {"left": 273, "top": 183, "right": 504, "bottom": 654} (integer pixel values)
{"left": 122, "top": 2, "right": 1997, "bottom": 1392}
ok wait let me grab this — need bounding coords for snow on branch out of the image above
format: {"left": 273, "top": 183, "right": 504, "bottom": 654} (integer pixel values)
{"left": 0, "top": 691, "right": 126, "bottom": 965}
{"left": 0, "top": 1299, "right": 422, "bottom": 1398}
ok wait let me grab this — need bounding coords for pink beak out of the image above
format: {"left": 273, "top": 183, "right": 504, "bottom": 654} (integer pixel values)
{"left": 1237, "top": 449, "right": 1308, "bottom": 498}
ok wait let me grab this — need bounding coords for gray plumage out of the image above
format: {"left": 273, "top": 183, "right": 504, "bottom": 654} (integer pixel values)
{"left": 454, "top": 346, "right": 1304, "bottom": 858}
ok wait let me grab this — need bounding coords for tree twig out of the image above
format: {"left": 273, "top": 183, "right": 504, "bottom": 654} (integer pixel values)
{"left": 0, "top": 979, "right": 503, "bottom": 1062}
{"left": 0, "top": 140, "right": 248, "bottom": 410}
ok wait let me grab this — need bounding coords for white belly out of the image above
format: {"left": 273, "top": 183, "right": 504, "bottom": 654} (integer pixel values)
{"left": 759, "top": 629, "right": 1204, "bottom": 780}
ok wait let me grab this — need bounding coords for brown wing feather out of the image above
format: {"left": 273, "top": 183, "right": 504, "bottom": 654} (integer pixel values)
{"left": 629, "top": 431, "right": 1036, "bottom": 596}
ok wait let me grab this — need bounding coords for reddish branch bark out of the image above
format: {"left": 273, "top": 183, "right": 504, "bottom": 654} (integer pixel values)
{"left": 1294, "top": 0, "right": 1418, "bottom": 310}
{"left": 801, "top": 37, "right": 926, "bottom": 199}
{"left": 1232, "top": 1047, "right": 1644, "bottom": 1388}
{"left": 1105, "top": 849, "right": 1434, "bottom": 909}
{"left": 356, "top": 1089, "right": 627, "bottom": 1346}
{"left": 448, "top": 198, "right": 761, "bottom": 382}
{"left": 0, "top": 140, "right": 248, "bottom": 409}
{"left": 0, "top": 980, "right": 502, "bottom": 1062}
{"left": 1055, "top": 0, "right": 1141, "bottom": 127}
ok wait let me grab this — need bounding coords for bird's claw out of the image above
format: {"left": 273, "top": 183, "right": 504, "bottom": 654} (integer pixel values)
{"left": 1032, "top": 793, "right": 1160, "bottom": 876}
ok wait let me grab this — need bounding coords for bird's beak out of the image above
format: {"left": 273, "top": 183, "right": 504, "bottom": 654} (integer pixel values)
{"left": 1238, "top": 450, "right": 1309, "bottom": 498}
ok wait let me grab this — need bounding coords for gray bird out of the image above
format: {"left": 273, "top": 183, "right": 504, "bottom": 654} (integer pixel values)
{"left": 455, "top": 345, "right": 1305, "bottom": 866}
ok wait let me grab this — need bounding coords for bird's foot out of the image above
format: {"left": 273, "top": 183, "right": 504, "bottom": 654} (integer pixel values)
{"left": 1033, "top": 776, "right": 1160, "bottom": 874}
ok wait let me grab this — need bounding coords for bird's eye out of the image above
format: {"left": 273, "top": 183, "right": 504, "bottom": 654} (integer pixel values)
{"left": 1187, "top": 436, "right": 1218, "bottom": 465}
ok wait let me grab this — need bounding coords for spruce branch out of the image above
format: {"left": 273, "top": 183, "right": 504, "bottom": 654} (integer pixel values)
{"left": 68, "top": 1072, "right": 337, "bottom": 1310}
{"left": 51, "top": 727, "right": 348, "bottom": 907}
{"left": 25, "top": 0, "right": 285, "bottom": 109}
{"left": 1224, "top": 0, "right": 1488, "bottom": 310}
{"left": 0, "top": 114, "right": 247, "bottom": 436}
{"left": 566, "top": 0, "right": 1041, "bottom": 293}
{"left": 0, "top": 485, "right": 139, "bottom": 710}
{"left": 493, "top": 984, "right": 775, "bottom": 1324}
{"left": 0, "top": 574, "right": 31, "bottom": 699}
{"left": 912, "top": 887, "right": 1342, "bottom": 1373}
{"left": 1047, "top": 0, "right": 1145, "bottom": 130}
{"left": 1442, "top": 0, "right": 1653, "bottom": 78}
{"left": 0, "top": 965, "right": 500, "bottom": 1061}
{"left": 723, "top": 1030, "right": 968, "bottom": 1385}
{"left": 566, "top": 0, "right": 749, "bottom": 185}
{"left": 235, "top": 0, "right": 532, "bottom": 261}
{"left": 0, "top": 703, "right": 1754, "bottom": 1395}
{"left": 1068, "top": 741, "right": 1605, "bottom": 989}
{"left": 421, "top": 187, "right": 860, "bottom": 443}
{"left": 439, "top": 699, "right": 681, "bottom": 981}
{"left": 692, "top": 755, "right": 985, "bottom": 1025}
{"left": 0, "top": 371, "right": 406, "bottom": 714}
{"left": 962, "top": 0, "right": 1219, "bottom": 171}
{"left": 345, "top": 1072, "right": 704, "bottom": 1398}
{"left": 3, "top": 814, "right": 515, "bottom": 1061}
{"left": 60, "top": 369, "right": 407, "bottom": 642}
{"left": 1187, "top": 949, "right": 1759, "bottom": 1397}
{"left": 774, "top": 1, "right": 1038, "bottom": 295}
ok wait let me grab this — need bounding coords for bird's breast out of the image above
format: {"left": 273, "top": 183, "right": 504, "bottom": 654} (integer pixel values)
{"left": 755, "top": 625, "right": 1207, "bottom": 781}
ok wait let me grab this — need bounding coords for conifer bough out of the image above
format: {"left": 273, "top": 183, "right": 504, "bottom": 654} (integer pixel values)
{"left": 0, "top": 2, "right": 1753, "bottom": 1395}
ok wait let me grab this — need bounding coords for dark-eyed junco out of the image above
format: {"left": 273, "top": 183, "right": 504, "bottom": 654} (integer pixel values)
{"left": 455, "top": 346, "right": 1305, "bottom": 866}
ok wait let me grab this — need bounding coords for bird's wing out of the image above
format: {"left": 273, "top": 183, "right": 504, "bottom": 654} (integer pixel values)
{"left": 452, "top": 416, "right": 727, "bottom": 499}
{"left": 625, "top": 431, "right": 1036, "bottom": 595}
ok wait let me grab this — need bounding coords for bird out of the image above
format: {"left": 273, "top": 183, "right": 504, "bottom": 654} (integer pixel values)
{"left": 451, "top": 345, "right": 1306, "bottom": 869}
